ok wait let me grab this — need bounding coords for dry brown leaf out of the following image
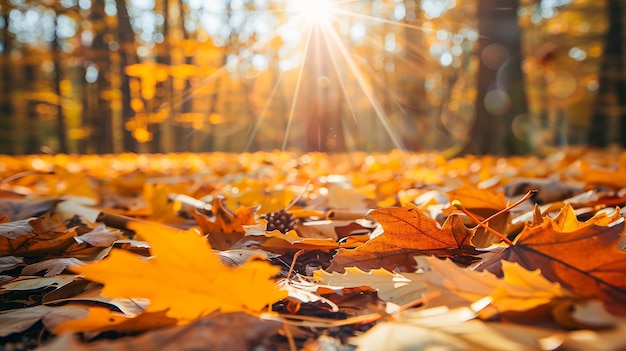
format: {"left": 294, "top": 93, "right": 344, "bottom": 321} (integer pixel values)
{"left": 480, "top": 204, "right": 626, "bottom": 315}
{"left": 193, "top": 197, "right": 257, "bottom": 250}
{"left": 46, "top": 312, "right": 280, "bottom": 351}
{"left": 0, "top": 214, "right": 78, "bottom": 257}
{"left": 314, "top": 267, "right": 427, "bottom": 306}
{"left": 329, "top": 204, "right": 477, "bottom": 272}
{"left": 22, "top": 258, "right": 85, "bottom": 277}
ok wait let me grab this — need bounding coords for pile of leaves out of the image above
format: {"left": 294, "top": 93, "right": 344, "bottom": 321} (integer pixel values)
{"left": 1, "top": 148, "right": 626, "bottom": 350}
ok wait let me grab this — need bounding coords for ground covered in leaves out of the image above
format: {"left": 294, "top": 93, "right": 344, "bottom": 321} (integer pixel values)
{"left": 1, "top": 148, "right": 626, "bottom": 350}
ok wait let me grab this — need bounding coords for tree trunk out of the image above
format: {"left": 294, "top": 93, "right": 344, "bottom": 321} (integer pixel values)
{"left": 463, "top": 0, "right": 527, "bottom": 155}
{"left": 52, "top": 14, "right": 68, "bottom": 153}
{"left": 0, "top": 1, "right": 14, "bottom": 154}
{"left": 116, "top": 0, "right": 139, "bottom": 152}
{"left": 588, "top": 0, "right": 626, "bottom": 147}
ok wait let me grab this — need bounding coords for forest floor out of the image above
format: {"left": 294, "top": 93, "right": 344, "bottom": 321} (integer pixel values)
{"left": 1, "top": 148, "right": 626, "bottom": 350}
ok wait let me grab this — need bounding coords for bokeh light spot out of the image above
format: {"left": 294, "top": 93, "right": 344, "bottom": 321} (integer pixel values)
{"left": 484, "top": 89, "right": 511, "bottom": 116}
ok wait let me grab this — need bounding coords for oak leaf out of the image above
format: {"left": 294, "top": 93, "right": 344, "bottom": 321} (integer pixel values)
{"left": 328, "top": 204, "right": 477, "bottom": 272}
{"left": 479, "top": 204, "right": 626, "bottom": 315}
{"left": 69, "top": 220, "right": 287, "bottom": 322}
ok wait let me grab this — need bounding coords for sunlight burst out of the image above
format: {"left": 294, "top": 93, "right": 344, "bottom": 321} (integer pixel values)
{"left": 292, "top": 0, "right": 337, "bottom": 23}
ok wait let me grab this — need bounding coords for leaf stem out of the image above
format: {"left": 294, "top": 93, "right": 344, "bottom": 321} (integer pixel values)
{"left": 452, "top": 190, "right": 536, "bottom": 247}
{"left": 453, "top": 203, "right": 514, "bottom": 247}
{"left": 482, "top": 190, "right": 537, "bottom": 225}
{"left": 287, "top": 250, "right": 304, "bottom": 279}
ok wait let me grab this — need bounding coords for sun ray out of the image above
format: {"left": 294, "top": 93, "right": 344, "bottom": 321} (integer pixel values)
{"left": 316, "top": 15, "right": 363, "bottom": 153}
{"left": 320, "top": 20, "right": 406, "bottom": 151}
{"left": 320, "top": 22, "right": 359, "bottom": 127}
{"left": 332, "top": 8, "right": 433, "bottom": 33}
{"left": 156, "top": 29, "right": 280, "bottom": 116}
{"left": 282, "top": 20, "right": 315, "bottom": 151}
{"left": 243, "top": 69, "right": 287, "bottom": 152}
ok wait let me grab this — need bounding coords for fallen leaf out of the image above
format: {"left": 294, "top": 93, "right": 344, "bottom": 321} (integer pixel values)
{"left": 0, "top": 214, "right": 78, "bottom": 257}
{"left": 73, "top": 224, "right": 122, "bottom": 247}
{"left": 417, "top": 257, "right": 568, "bottom": 315}
{"left": 48, "top": 312, "right": 280, "bottom": 351}
{"left": 314, "top": 267, "right": 427, "bottom": 306}
{"left": 0, "top": 256, "right": 23, "bottom": 272}
{"left": 0, "top": 198, "right": 60, "bottom": 221}
{"left": 579, "top": 152, "right": 626, "bottom": 189}
{"left": 53, "top": 307, "right": 177, "bottom": 335}
{"left": 193, "top": 197, "right": 257, "bottom": 250}
{"left": 351, "top": 299, "right": 492, "bottom": 350}
{"left": 447, "top": 187, "right": 507, "bottom": 213}
{"left": 0, "top": 275, "right": 79, "bottom": 291}
{"left": 68, "top": 220, "right": 287, "bottom": 323}
{"left": 479, "top": 204, "right": 626, "bottom": 315}
{"left": 329, "top": 204, "right": 477, "bottom": 272}
{"left": 0, "top": 305, "right": 89, "bottom": 337}
{"left": 22, "top": 258, "right": 85, "bottom": 277}
{"left": 243, "top": 220, "right": 354, "bottom": 252}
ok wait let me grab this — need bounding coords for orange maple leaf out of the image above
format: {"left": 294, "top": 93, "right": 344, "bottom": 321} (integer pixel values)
{"left": 328, "top": 204, "right": 478, "bottom": 272}
{"left": 447, "top": 187, "right": 507, "bottom": 214}
{"left": 479, "top": 204, "right": 626, "bottom": 315}
{"left": 70, "top": 221, "right": 287, "bottom": 322}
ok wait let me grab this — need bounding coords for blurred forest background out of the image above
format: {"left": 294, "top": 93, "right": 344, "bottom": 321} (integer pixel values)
{"left": 0, "top": 0, "right": 623, "bottom": 155}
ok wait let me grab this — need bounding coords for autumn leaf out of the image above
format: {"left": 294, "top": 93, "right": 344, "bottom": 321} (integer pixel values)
{"left": 314, "top": 267, "right": 427, "bottom": 306}
{"left": 22, "top": 258, "right": 85, "bottom": 277}
{"left": 224, "top": 181, "right": 295, "bottom": 214}
{"left": 447, "top": 187, "right": 507, "bottom": 214}
{"left": 479, "top": 204, "right": 626, "bottom": 315}
{"left": 0, "top": 197, "right": 59, "bottom": 221}
{"left": 417, "top": 256, "right": 568, "bottom": 316}
{"left": 245, "top": 220, "right": 340, "bottom": 248}
{"left": 579, "top": 152, "right": 626, "bottom": 189}
{"left": 55, "top": 307, "right": 177, "bottom": 334}
{"left": 193, "top": 197, "right": 257, "bottom": 250}
{"left": 141, "top": 183, "right": 185, "bottom": 223}
{"left": 51, "top": 312, "right": 280, "bottom": 350}
{"left": 69, "top": 220, "right": 287, "bottom": 323}
{"left": 0, "top": 214, "right": 77, "bottom": 257}
{"left": 328, "top": 204, "right": 478, "bottom": 272}
{"left": 0, "top": 305, "right": 90, "bottom": 337}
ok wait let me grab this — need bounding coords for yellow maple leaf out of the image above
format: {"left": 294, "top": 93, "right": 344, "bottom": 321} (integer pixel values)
{"left": 69, "top": 221, "right": 286, "bottom": 323}
{"left": 139, "top": 183, "right": 188, "bottom": 223}
{"left": 416, "top": 256, "right": 567, "bottom": 315}
{"left": 491, "top": 260, "right": 566, "bottom": 312}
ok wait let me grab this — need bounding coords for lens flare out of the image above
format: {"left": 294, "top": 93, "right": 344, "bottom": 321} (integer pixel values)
{"left": 292, "top": 0, "right": 336, "bottom": 23}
